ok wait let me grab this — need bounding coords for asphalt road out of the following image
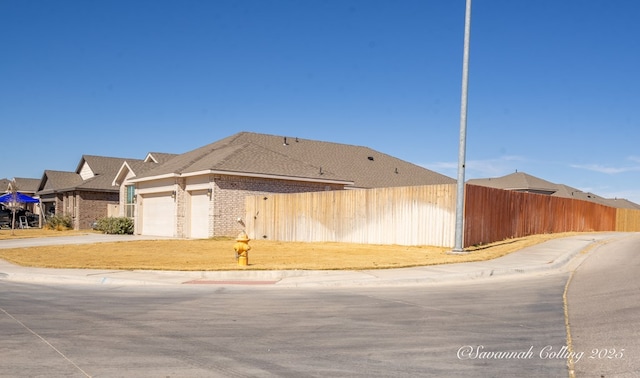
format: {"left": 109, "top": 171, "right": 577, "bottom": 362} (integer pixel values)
{"left": 1, "top": 234, "right": 638, "bottom": 377}
{"left": 565, "top": 233, "right": 640, "bottom": 377}
{"left": 1, "top": 274, "right": 570, "bottom": 377}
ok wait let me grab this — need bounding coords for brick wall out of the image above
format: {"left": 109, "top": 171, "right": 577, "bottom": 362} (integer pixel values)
{"left": 176, "top": 178, "right": 186, "bottom": 237}
{"left": 212, "top": 175, "right": 343, "bottom": 236}
{"left": 75, "top": 191, "right": 119, "bottom": 230}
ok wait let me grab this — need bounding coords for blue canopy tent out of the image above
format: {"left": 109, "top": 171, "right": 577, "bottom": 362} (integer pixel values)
{"left": 0, "top": 192, "right": 39, "bottom": 204}
{"left": 0, "top": 192, "right": 40, "bottom": 232}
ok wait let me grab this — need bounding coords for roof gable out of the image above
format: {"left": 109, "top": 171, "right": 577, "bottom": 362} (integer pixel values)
{"left": 77, "top": 155, "right": 135, "bottom": 176}
{"left": 38, "top": 170, "right": 84, "bottom": 193}
{"left": 145, "top": 152, "right": 178, "bottom": 164}
{"left": 38, "top": 155, "right": 135, "bottom": 194}
{"left": 113, "top": 152, "right": 179, "bottom": 186}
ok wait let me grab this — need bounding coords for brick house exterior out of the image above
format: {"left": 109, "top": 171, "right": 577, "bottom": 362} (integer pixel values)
{"left": 203, "top": 174, "right": 342, "bottom": 237}
{"left": 36, "top": 156, "right": 133, "bottom": 230}
{"left": 121, "top": 132, "right": 456, "bottom": 238}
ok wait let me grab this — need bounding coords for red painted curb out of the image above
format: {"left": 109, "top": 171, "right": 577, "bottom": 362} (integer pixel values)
{"left": 183, "top": 280, "right": 278, "bottom": 285}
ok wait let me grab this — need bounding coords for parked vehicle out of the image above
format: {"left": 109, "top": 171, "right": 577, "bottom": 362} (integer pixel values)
{"left": 0, "top": 205, "right": 39, "bottom": 228}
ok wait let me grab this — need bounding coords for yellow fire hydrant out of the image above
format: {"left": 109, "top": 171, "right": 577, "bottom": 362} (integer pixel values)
{"left": 233, "top": 231, "right": 251, "bottom": 266}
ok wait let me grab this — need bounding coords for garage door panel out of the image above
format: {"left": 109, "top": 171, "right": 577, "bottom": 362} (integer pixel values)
{"left": 190, "top": 190, "right": 210, "bottom": 238}
{"left": 141, "top": 193, "right": 175, "bottom": 237}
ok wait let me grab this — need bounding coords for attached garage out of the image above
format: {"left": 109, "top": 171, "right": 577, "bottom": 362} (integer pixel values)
{"left": 189, "top": 190, "right": 210, "bottom": 238}
{"left": 140, "top": 192, "right": 176, "bottom": 237}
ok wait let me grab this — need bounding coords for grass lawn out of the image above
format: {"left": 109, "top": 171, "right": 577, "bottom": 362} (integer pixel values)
{"left": 0, "top": 228, "right": 587, "bottom": 271}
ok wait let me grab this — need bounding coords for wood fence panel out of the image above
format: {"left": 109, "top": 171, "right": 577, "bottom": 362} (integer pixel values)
{"left": 245, "top": 184, "right": 458, "bottom": 247}
{"left": 464, "top": 185, "right": 617, "bottom": 247}
{"left": 245, "top": 183, "right": 630, "bottom": 249}
{"left": 616, "top": 208, "right": 640, "bottom": 232}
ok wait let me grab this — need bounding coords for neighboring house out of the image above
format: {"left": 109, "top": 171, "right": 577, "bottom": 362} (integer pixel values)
{"left": 12, "top": 177, "right": 41, "bottom": 196}
{"left": 36, "top": 155, "right": 135, "bottom": 230}
{"left": 468, "top": 171, "right": 640, "bottom": 209}
{"left": 112, "top": 152, "right": 178, "bottom": 218}
{"left": 11, "top": 177, "right": 41, "bottom": 215}
{"left": 124, "top": 131, "right": 456, "bottom": 238}
{"left": 1, "top": 177, "right": 40, "bottom": 196}
{"left": 0, "top": 177, "right": 42, "bottom": 225}
{"left": 467, "top": 171, "right": 558, "bottom": 195}
{"left": 600, "top": 197, "right": 640, "bottom": 210}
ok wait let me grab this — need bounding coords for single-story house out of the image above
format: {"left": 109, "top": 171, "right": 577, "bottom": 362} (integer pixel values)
{"left": 468, "top": 171, "right": 640, "bottom": 209}
{"left": 1, "top": 177, "right": 39, "bottom": 198}
{"left": 0, "top": 177, "right": 42, "bottom": 227}
{"left": 122, "top": 131, "right": 456, "bottom": 238}
{"left": 36, "top": 155, "right": 136, "bottom": 230}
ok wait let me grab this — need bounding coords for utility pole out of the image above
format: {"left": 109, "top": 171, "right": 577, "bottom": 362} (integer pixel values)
{"left": 452, "top": 0, "right": 472, "bottom": 253}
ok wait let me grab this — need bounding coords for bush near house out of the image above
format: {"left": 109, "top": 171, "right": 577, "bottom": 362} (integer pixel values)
{"left": 93, "top": 217, "right": 134, "bottom": 235}
{"left": 45, "top": 215, "right": 73, "bottom": 231}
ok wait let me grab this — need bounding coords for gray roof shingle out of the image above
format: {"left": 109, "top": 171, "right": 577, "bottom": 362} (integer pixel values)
{"left": 134, "top": 132, "right": 455, "bottom": 188}
{"left": 469, "top": 171, "right": 640, "bottom": 209}
{"left": 12, "top": 178, "right": 40, "bottom": 193}
{"left": 39, "top": 155, "right": 135, "bottom": 194}
{"left": 468, "top": 172, "right": 557, "bottom": 193}
{"left": 38, "top": 170, "right": 84, "bottom": 193}
{"left": 0, "top": 178, "right": 10, "bottom": 192}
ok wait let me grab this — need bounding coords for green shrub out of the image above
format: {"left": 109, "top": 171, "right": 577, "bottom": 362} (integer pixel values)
{"left": 45, "top": 215, "right": 73, "bottom": 231}
{"left": 94, "top": 217, "right": 134, "bottom": 235}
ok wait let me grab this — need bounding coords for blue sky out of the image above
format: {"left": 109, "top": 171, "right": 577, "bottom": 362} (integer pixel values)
{"left": 2, "top": 0, "right": 639, "bottom": 203}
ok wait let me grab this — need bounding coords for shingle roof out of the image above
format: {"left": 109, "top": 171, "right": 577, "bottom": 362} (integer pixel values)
{"left": 134, "top": 132, "right": 455, "bottom": 188}
{"left": 113, "top": 152, "right": 180, "bottom": 186}
{"left": 468, "top": 172, "right": 557, "bottom": 193}
{"left": 468, "top": 171, "right": 640, "bottom": 209}
{"left": 38, "top": 155, "right": 134, "bottom": 194}
{"left": 0, "top": 178, "right": 10, "bottom": 192}
{"left": 38, "top": 170, "right": 84, "bottom": 193}
{"left": 13, "top": 178, "right": 41, "bottom": 194}
{"left": 145, "top": 152, "right": 178, "bottom": 164}
{"left": 75, "top": 155, "right": 135, "bottom": 191}
{"left": 601, "top": 198, "right": 640, "bottom": 210}
{"left": 551, "top": 184, "right": 611, "bottom": 205}
{"left": 77, "top": 155, "right": 133, "bottom": 177}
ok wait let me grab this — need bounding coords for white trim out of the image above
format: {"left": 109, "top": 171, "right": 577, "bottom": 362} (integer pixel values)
{"left": 112, "top": 161, "right": 133, "bottom": 187}
{"left": 129, "top": 172, "right": 180, "bottom": 183}
{"left": 144, "top": 153, "right": 158, "bottom": 163}
{"left": 132, "top": 169, "right": 354, "bottom": 186}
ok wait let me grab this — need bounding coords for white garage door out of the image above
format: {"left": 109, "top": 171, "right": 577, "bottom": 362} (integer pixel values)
{"left": 189, "top": 190, "right": 210, "bottom": 239}
{"left": 141, "top": 192, "right": 176, "bottom": 237}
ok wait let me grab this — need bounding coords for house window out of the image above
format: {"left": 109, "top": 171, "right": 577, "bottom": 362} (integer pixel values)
{"left": 125, "top": 185, "right": 135, "bottom": 218}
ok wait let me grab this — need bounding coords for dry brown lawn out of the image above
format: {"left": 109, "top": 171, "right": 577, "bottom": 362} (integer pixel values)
{"left": 0, "top": 228, "right": 587, "bottom": 271}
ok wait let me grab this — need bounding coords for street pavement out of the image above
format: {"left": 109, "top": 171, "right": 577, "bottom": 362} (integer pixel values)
{"left": 0, "top": 232, "right": 634, "bottom": 288}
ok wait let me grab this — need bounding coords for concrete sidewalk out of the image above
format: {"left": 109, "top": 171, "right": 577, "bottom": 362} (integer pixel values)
{"left": 0, "top": 232, "right": 632, "bottom": 288}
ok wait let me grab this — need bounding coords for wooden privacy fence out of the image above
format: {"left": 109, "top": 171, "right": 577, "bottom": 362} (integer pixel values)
{"left": 245, "top": 183, "right": 640, "bottom": 248}
{"left": 245, "top": 184, "right": 457, "bottom": 247}
{"left": 616, "top": 208, "right": 640, "bottom": 232}
{"left": 463, "top": 185, "right": 617, "bottom": 247}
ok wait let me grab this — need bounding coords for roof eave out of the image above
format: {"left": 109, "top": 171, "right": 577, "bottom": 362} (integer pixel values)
{"left": 112, "top": 162, "right": 133, "bottom": 187}
{"left": 128, "top": 172, "right": 181, "bottom": 183}
{"left": 187, "top": 169, "right": 354, "bottom": 185}
{"left": 136, "top": 169, "right": 354, "bottom": 186}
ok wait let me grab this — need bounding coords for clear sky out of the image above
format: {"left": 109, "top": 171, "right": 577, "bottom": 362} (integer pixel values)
{"left": 2, "top": 0, "right": 639, "bottom": 203}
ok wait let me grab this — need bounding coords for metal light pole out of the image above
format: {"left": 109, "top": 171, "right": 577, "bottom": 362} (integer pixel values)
{"left": 452, "top": 0, "right": 472, "bottom": 253}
